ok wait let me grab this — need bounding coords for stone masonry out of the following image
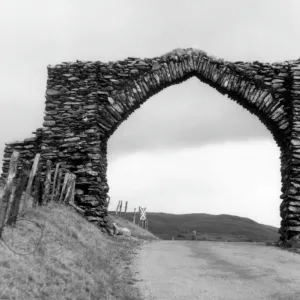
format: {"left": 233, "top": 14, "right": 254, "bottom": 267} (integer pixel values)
{"left": 1, "top": 48, "right": 300, "bottom": 243}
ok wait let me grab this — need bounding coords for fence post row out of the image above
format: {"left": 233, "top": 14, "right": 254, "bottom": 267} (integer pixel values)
{"left": 1, "top": 151, "right": 151, "bottom": 234}
{"left": 0, "top": 152, "right": 79, "bottom": 234}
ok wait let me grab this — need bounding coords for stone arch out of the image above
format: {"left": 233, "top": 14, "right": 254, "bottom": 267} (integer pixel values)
{"left": 2, "top": 48, "right": 300, "bottom": 245}
{"left": 105, "top": 49, "right": 289, "bottom": 148}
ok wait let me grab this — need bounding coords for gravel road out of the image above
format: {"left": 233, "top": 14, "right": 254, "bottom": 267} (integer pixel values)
{"left": 132, "top": 241, "right": 300, "bottom": 300}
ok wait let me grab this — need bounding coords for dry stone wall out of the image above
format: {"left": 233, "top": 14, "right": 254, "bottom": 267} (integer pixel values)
{"left": 0, "top": 128, "right": 43, "bottom": 186}
{"left": 1, "top": 48, "right": 300, "bottom": 243}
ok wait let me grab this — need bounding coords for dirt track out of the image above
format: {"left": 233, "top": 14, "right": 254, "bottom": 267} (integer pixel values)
{"left": 132, "top": 241, "right": 300, "bottom": 300}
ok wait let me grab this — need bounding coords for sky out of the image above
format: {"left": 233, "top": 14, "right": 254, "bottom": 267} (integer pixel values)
{"left": 1, "top": 0, "right": 300, "bottom": 228}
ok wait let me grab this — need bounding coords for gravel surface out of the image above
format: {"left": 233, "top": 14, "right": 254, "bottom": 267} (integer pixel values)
{"left": 132, "top": 240, "right": 300, "bottom": 300}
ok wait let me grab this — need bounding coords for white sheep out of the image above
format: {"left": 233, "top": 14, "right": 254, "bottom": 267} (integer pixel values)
{"left": 112, "top": 223, "right": 131, "bottom": 237}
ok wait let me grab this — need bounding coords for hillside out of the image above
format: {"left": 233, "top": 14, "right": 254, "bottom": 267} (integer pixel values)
{"left": 0, "top": 200, "right": 157, "bottom": 300}
{"left": 120, "top": 212, "right": 279, "bottom": 242}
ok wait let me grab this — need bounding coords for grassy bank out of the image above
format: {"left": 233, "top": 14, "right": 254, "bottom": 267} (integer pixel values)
{"left": 0, "top": 201, "right": 157, "bottom": 300}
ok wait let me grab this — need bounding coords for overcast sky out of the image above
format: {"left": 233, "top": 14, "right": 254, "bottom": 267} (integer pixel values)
{"left": 1, "top": 0, "right": 300, "bottom": 228}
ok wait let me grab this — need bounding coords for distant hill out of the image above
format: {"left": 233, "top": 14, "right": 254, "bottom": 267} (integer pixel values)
{"left": 111, "top": 212, "right": 279, "bottom": 242}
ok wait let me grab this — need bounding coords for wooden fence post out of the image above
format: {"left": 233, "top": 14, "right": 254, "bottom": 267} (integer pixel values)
{"left": 133, "top": 208, "right": 136, "bottom": 224}
{"left": 54, "top": 169, "right": 63, "bottom": 202}
{"left": 115, "top": 200, "right": 121, "bottom": 216}
{"left": 119, "top": 200, "right": 123, "bottom": 216}
{"left": 64, "top": 174, "right": 75, "bottom": 205}
{"left": 59, "top": 172, "right": 70, "bottom": 204}
{"left": 69, "top": 175, "right": 76, "bottom": 205}
{"left": 50, "top": 163, "right": 60, "bottom": 202}
{"left": 42, "top": 160, "right": 52, "bottom": 205}
{"left": 6, "top": 161, "right": 30, "bottom": 225}
{"left": 124, "top": 201, "right": 128, "bottom": 217}
{"left": 0, "top": 151, "right": 19, "bottom": 236}
{"left": 22, "top": 153, "right": 40, "bottom": 210}
{"left": 32, "top": 164, "right": 42, "bottom": 208}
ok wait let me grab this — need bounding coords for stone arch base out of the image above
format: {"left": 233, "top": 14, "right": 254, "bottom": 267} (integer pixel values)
{"left": 2, "top": 48, "right": 300, "bottom": 244}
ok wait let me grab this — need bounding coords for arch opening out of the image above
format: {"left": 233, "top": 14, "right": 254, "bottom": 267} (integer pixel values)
{"left": 108, "top": 77, "right": 282, "bottom": 234}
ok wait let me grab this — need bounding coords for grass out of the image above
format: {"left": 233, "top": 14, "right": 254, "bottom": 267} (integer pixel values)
{"left": 0, "top": 200, "right": 158, "bottom": 300}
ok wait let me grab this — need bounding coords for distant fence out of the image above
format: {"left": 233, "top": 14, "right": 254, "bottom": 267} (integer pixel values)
{"left": 0, "top": 151, "right": 77, "bottom": 237}
{"left": 115, "top": 200, "right": 149, "bottom": 230}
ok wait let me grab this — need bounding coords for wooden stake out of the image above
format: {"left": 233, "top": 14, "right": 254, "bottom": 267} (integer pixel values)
{"left": 119, "top": 200, "right": 123, "bottom": 216}
{"left": 6, "top": 161, "right": 30, "bottom": 225}
{"left": 50, "top": 163, "right": 60, "bottom": 202}
{"left": 32, "top": 164, "right": 42, "bottom": 208}
{"left": 124, "top": 201, "right": 128, "bottom": 217}
{"left": 64, "top": 174, "right": 75, "bottom": 205}
{"left": 133, "top": 208, "right": 136, "bottom": 224}
{"left": 145, "top": 220, "right": 148, "bottom": 230}
{"left": 69, "top": 175, "right": 76, "bottom": 205}
{"left": 42, "top": 160, "right": 52, "bottom": 205}
{"left": 0, "top": 151, "right": 19, "bottom": 236}
{"left": 115, "top": 200, "right": 120, "bottom": 215}
{"left": 54, "top": 169, "right": 63, "bottom": 202}
{"left": 59, "top": 172, "right": 70, "bottom": 204}
{"left": 22, "top": 153, "right": 40, "bottom": 209}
